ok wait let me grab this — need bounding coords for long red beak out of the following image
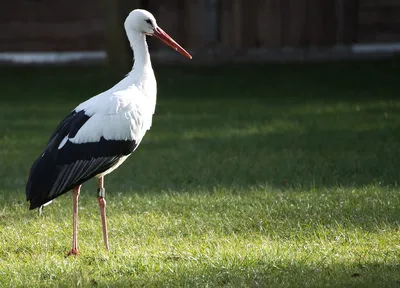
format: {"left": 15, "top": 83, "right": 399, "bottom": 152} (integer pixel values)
{"left": 153, "top": 27, "right": 192, "bottom": 59}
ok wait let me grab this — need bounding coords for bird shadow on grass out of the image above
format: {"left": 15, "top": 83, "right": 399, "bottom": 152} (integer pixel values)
{"left": 90, "top": 260, "right": 400, "bottom": 288}
{"left": 95, "top": 105, "right": 400, "bottom": 234}
{"left": 114, "top": 106, "right": 400, "bottom": 192}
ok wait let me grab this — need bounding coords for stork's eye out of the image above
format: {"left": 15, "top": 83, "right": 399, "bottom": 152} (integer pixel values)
{"left": 145, "top": 19, "right": 152, "bottom": 25}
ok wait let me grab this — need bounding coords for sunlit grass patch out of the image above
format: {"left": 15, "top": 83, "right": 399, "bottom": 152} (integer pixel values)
{"left": 0, "top": 59, "right": 399, "bottom": 287}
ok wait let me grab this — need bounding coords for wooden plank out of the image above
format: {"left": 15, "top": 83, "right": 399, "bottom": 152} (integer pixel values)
{"left": 358, "top": 23, "right": 400, "bottom": 33}
{"left": 232, "top": 0, "right": 243, "bottom": 49}
{"left": 240, "top": 0, "right": 252, "bottom": 47}
{"left": 219, "top": 0, "right": 250, "bottom": 50}
{"left": 336, "top": 0, "right": 358, "bottom": 44}
{"left": 358, "top": 8, "right": 400, "bottom": 26}
{"left": 357, "top": 4, "right": 400, "bottom": 43}
{"left": 102, "top": 0, "right": 141, "bottom": 73}
{"left": 282, "top": 0, "right": 308, "bottom": 46}
{"left": 219, "top": 0, "right": 234, "bottom": 49}
{"left": 183, "top": 0, "right": 205, "bottom": 50}
{"left": 182, "top": 0, "right": 218, "bottom": 51}
{"left": 323, "top": 0, "right": 337, "bottom": 45}
{"left": 307, "top": 0, "right": 337, "bottom": 46}
{"left": 360, "top": 0, "right": 400, "bottom": 7}
{"left": 0, "top": 21, "right": 104, "bottom": 40}
{"left": 306, "top": 0, "right": 324, "bottom": 45}
{"left": 149, "top": 0, "right": 181, "bottom": 33}
{"left": 203, "top": 0, "right": 218, "bottom": 45}
{"left": 0, "top": 36, "right": 104, "bottom": 51}
{"left": 280, "top": 0, "right": 291, "bottom": 46}
{"left": 241, "top": 0, "right": 259, "bottom": 48}
{"left": 357, "top": 31, "right": 400, "bottom": 42}
{"left": 147, "top": 0, "right": 184, "bottom": 51}
{"left": 0, "top": 0, "right": 104, "bottom": 23}
{"left": 257, "top": 0, "right": 283, "bottom": 47}
{"left": 145, "top": 0, "right": 160, "bottom": 17}
{"left": 0, "top": 0, "right": 106, "bottom": 51}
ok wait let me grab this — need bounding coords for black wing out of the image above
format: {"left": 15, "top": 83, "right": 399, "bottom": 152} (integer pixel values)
{"left": 26, "top": 110, "right": 137, "bottom": 210}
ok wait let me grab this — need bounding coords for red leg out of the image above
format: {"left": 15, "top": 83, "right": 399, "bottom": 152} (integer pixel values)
{"left": 98, "top": 176, "right": 109, "bottom": 250}
{"left": 68, "top": 185, "right": 81, "bottom": 256}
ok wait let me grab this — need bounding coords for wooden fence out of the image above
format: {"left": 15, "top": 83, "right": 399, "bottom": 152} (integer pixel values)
{"left": 1, "top": 0, "right": 400, "bottom": 54}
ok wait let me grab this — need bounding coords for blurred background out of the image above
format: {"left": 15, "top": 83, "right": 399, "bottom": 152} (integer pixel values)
{"left": 1, "top": 0, "right": 400, "bottom": 68}
{"left": 1, "top": 3, "right": 400, "bottom": 285}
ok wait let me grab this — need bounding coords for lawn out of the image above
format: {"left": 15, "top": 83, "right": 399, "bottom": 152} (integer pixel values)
{"left": 0, "top": 59, "right": 399, "bottom": 287}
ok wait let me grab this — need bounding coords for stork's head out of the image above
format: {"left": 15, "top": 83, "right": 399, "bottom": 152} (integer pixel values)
{"left": 125, "top": 9, "right": 192, "bottom": 59}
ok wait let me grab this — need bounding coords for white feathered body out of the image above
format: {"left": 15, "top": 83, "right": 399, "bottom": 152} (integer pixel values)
{"left": 74, "top": 70, "right": 156, "bottom": 145}
{"left": 25, "top": 8, "right": 170, "bottom": 210}
{"left": 26, "top": 66, "right": 157, "bottom": 209}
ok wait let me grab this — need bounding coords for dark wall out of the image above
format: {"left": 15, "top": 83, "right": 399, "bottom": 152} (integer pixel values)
{"left": 0, "top": 0, "right": 399, "bottom": 52}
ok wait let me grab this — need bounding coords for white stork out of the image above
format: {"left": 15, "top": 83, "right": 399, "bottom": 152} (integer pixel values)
{"left": 25, "top": 9, "right": 192, "bottom": 256}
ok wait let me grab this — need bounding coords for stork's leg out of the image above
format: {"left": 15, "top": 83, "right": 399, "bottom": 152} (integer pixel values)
{"left": 98, "top": 176, "right": 109, "bottom": 250}
{"left": 68, "top": 185, "right": 81, "bottom": 256}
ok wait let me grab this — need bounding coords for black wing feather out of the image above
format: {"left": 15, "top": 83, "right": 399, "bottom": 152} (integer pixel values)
{"left": 26, "top": 110, "right": 137, "bottom": 210}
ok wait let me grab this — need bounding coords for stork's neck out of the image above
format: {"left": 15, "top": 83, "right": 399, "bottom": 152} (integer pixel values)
{"left": 125, "top": 30, "right": 157, "bottom": 103}
{"left": 127, "top": 31, "right": 152, "bottom": 72}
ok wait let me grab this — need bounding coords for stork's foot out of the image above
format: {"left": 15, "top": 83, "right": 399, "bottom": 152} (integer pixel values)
{"left": 67, "top": 248, "right": 79, "bottom": 256}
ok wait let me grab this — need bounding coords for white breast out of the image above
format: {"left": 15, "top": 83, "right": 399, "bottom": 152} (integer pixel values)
{"left": 71, "top": 84, "right": 156, "bottom": 145}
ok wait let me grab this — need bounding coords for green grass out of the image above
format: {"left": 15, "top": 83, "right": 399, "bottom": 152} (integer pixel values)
{"left": 0, "top": 59, "right": 400, "bottom": 287}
